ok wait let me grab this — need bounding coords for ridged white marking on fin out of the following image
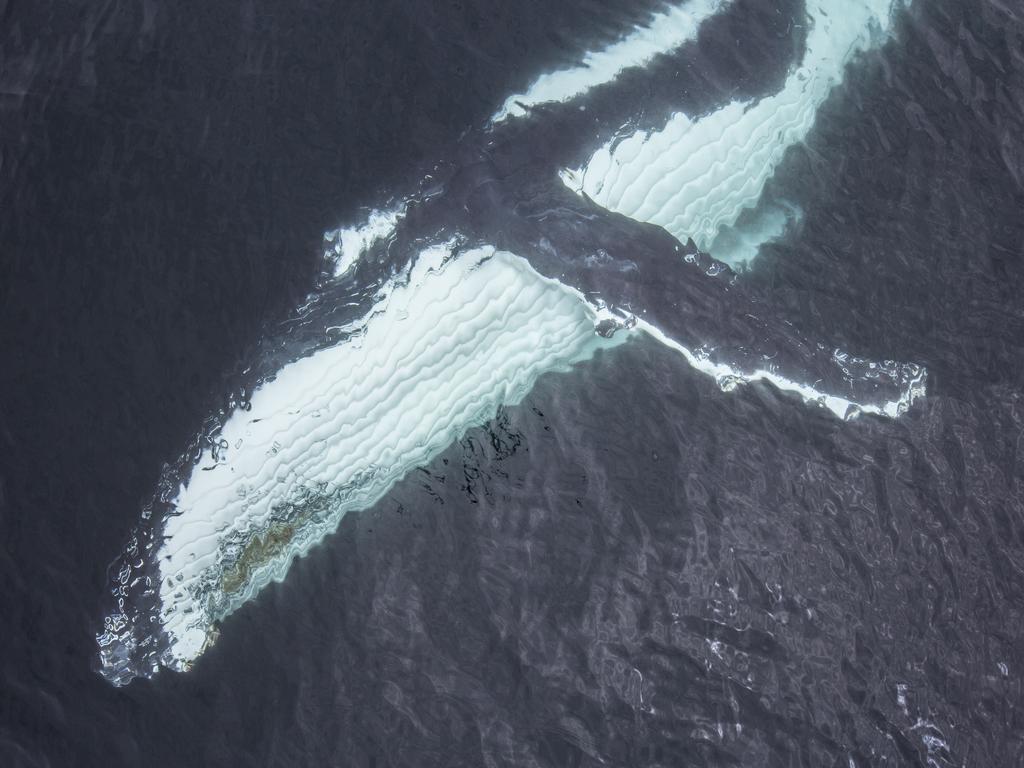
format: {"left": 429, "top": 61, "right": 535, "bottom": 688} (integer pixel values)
{"left": 155, "top": 244, "right": 625, "bottom": 667}
{"left": 565, "top": 0, "right": 902, "bottom": 259}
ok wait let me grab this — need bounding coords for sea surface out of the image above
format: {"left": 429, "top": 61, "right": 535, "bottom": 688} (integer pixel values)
{"left": 2, "top": 0, "right": 1024, "bottom": 765}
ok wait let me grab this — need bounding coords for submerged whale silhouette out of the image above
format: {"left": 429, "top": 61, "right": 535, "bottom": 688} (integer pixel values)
{"left": 97, "top": 0, "right": 922, "bottom": 685}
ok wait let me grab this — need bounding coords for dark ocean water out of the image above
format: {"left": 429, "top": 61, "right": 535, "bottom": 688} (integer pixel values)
{"left": 2, "top": 0, "right": 1024, "bottom": 766}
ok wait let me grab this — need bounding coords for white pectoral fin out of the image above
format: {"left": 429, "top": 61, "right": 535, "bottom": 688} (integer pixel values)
{"left": 566, "top": 0, "right": 904, "bottom": 263}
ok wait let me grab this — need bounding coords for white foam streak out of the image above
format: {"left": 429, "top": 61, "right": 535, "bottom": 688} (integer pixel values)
{"left": 324, "top": 204, "right": 407, "bottom": 277}
{"left": 564, "top": 0, "right": 901, "bottom": 255}
{"left": 492, "top": 0, "right": 730, "bottom": 123}
{"left": 635, "top": 320, "right": 925, "bottom": 420}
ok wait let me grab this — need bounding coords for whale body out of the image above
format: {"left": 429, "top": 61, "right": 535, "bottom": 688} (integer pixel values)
{"left": 97, "top": 0, "right": 923, "bottom": 685}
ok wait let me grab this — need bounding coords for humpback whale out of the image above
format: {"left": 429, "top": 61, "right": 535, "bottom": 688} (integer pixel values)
{"left": 97, "top": 0, "right": 923, "bottom": 686}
